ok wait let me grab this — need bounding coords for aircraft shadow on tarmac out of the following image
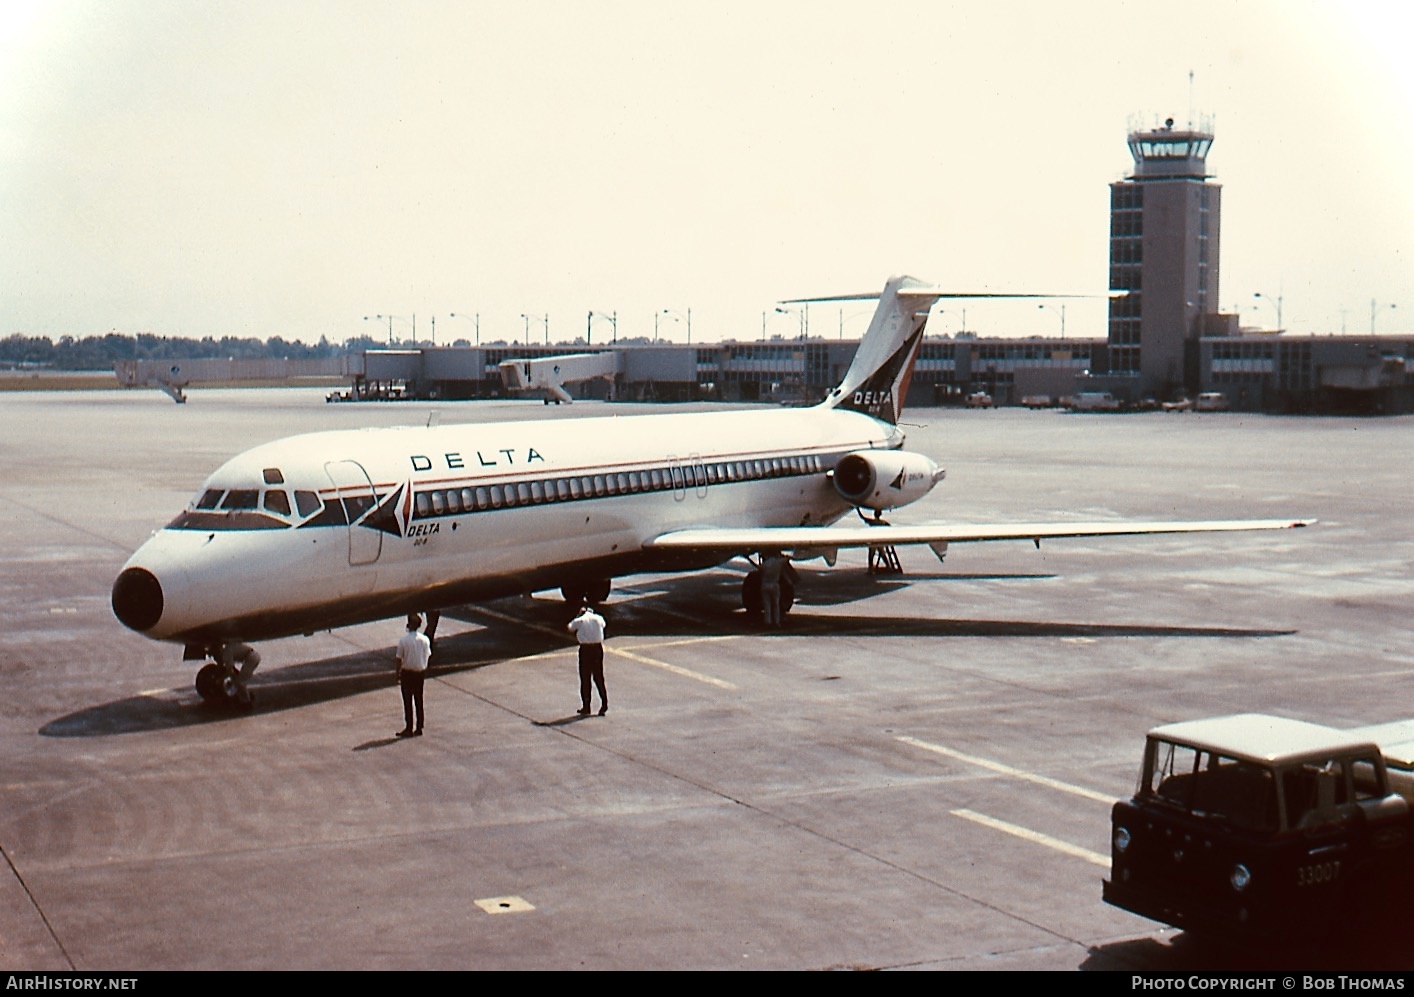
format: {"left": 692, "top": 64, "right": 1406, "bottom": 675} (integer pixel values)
{"left": 42, "top": 568, "right": 1292, "bottom": 738}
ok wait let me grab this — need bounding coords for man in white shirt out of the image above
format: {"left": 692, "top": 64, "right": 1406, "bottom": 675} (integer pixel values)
{"left": 567, "top": 602, "right": 608, "bottom": 716}
{"left": 395, "top": 612, "right": 432, "bottom": 737}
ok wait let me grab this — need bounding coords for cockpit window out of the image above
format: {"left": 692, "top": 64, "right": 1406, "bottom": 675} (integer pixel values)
{"left": 221, "top": 489, "right": 260, "bottom": 511}
{"left": 263, "top": 467, "right": 285, "bottom": 485}
{"left": 170, "top": 483, "right": 293, "bottom": 531}
{"left": 294, "top": 490, "right": 321, "bottom": 517}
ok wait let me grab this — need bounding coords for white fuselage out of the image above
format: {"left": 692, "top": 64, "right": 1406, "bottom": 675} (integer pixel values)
{"left": 115, "top": 405, "right": 907, "bottom": 645}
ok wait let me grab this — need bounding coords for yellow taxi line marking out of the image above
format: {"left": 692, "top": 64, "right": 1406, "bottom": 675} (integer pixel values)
{"left": 636, "top": 635, "right": 742, "bottom": 652}
{"left": 608, "top": 646, "right": 739, "bottom": 690}
{"left": 468, "top": 604, "right": 739, "bottom": 690}
{"left": 469, "top": 604, "right": 568, "bottom": 638}
{"left": 951, "top": 808, "right": 1110, "bottom": 868}
{"left": 896, "top": 735, "right": 1113, "bottom": 803}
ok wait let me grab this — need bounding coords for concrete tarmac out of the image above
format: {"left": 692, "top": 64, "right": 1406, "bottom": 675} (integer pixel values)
{"left": 2, "top": 389, "right": 1411, "bottom": 971}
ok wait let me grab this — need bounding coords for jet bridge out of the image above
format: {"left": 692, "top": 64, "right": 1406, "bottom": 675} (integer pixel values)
{"left": 498, "top": 351, "right": 623, "bottom": 404}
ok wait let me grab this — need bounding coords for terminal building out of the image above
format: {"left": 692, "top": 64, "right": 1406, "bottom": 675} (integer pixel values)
{"left": 338, "top": 336, "right": 1096, "bottom": 408}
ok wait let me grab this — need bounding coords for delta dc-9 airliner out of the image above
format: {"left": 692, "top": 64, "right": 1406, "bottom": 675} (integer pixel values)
{"left": 112, "top": 276, "right": 1311, "bottom": 709}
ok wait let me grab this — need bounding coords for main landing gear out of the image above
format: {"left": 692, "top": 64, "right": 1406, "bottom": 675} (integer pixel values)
{"left": 194, "top": 643, "right": 260, "bottom": 712}
{"left": 561, "top": 578, "right": 611, "bottom": 606}
{"left": 741, "top": 556, "right": 796, "bottom": 619}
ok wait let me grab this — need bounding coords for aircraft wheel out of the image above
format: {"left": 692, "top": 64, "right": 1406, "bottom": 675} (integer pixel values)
{"left": 584, "top": 578, "right": 611, "bottom": 604}
{"left": 560, "top": 582, "right": 586, "bottom": 605}
{"left": 741, "top": 571, "right": 762, "bottom": 615}
{"left": 195, "top": 663, "right": 224, "bottom": 703}
{"left": 220, "top": 680, "right": 255, "bottom": 713}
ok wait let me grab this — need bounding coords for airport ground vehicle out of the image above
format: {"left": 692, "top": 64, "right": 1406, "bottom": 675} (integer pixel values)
{"left": 1195, "top": 391, "right": 1231, "bottom": 411}
{"left": 1104, "top": 714, "right": 1414, "bottom": 940}
{"left": 1069, "top": 391, "right": 1121, "bottom": 411}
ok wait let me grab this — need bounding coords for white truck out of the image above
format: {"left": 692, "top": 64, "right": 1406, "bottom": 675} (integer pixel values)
{"left": 1069, "top": 391, "right": 1121, "bottom": 412}
{"left": 1104, "top": 713, "right": 1414, "bottom": 940}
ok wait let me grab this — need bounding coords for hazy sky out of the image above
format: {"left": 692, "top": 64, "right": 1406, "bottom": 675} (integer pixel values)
{"left": 2, "top": 0, "right": 1411, "bottom": 345}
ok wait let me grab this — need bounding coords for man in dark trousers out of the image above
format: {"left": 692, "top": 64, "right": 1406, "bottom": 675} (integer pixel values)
{"left": 567, "top": 601, "right": 607, "bottom": 716}
{"left": 395, "top": 612, "right": 432, "bottom": 737}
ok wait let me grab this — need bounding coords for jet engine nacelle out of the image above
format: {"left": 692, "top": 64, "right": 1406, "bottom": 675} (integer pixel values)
{"left": 832, "top": 449, "right": 944, "bottom": 513}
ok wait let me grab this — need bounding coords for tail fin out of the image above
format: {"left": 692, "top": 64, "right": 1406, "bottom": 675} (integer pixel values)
{"left": 817, "top": 275, "right": 942, "bottom": 424}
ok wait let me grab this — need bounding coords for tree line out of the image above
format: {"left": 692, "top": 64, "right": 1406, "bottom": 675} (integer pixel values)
{"left": 0, "top": 333, "right": 386, "bottom": 370}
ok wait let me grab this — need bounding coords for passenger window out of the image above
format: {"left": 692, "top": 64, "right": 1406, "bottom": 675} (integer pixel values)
{"left": 294, "top": 491, "right": 321, "bottom": 517}
{"left": 431, "top": 491, "right": 446, "bottom": 515}
{"left": 263, "top": 490, "right": 292, "bottom": 516}
{"left": 415, "top": 493, "right": 431, "bottom": 516}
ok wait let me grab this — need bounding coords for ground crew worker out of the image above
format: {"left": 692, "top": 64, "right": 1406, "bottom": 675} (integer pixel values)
{"left": 395, "top": 613, "right": 431, "bottom": 737}
{"left": 568, "top": 602, "right": 608, "bottom": 716}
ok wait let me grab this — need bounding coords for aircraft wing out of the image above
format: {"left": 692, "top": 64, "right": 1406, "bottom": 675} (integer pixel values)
{"left": 645, "top": 518, "right": 1314, "bottom": 555}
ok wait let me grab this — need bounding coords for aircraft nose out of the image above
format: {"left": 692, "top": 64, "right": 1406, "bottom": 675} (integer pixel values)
{"left": 112, "top": 567, "right": 164, "bottom": 632}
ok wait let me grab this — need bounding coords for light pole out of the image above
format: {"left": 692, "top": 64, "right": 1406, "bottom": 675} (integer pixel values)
{"left": 838, "top": 307, "right": 874, "bottom": 339}
{"left": 1371, "top": 299, "right": 1397, "bottom": 333}
{"left": 930, "top": 308, "right": 966, "bottom": 337}
{"left": 364, "top": 314, "right": 411, "bottom": 346}
{"left": 449, "top": 312, "right": 480, "bottom": 345}
{"left": 1254, "top": 292, "right": 1282, "bottom": 330}
{"left": 1037, "top": 303, "right": 1065, "bottom": 338}
{"left": 660, "top": 308, "right": 691, "bottom": 344}
{"left": 588, "top": 310, "right": 617, "bottom": 345}
{"left": 775, "top": 306, "right": 805, "bottom": 340}
{"left": 521, "top": 313, "right": 549, "bottom": 345}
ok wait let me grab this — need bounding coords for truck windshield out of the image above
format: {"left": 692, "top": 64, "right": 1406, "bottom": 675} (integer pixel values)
{"left": 1145, "top": 739, "right": 1278, "bottom": 832}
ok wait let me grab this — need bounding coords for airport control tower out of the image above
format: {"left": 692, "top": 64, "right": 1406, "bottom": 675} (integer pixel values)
{"left": 1106, "top": 117, "right": 1221, "bottom": 398}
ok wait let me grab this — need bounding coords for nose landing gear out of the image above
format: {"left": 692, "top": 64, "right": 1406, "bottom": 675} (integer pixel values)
{"left": 194, "top": 643, "right": 260, "bottom": 712}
